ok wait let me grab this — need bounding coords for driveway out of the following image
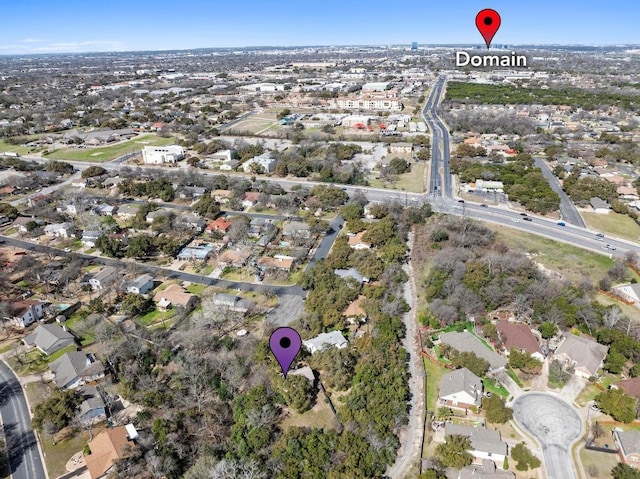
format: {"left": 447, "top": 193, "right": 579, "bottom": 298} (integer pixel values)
{"left": 513, "top": 393, "right": 583, "bottom": 479}
{"left": 266, "top": 294, "right": 304, "bottom": 327}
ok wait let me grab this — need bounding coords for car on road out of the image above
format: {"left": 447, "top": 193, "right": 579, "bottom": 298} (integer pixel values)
{"left": 595, "top": 236, "right": 604, "bottom": 241}
{"left": 557, "top": 221, "right": 566, "bottom": 226}
{"left": 511, "top": 218, "right": 520, "bottom": 223}
{"left": 522, "top": 217, "right": 533, "bottom": 222}
{"left": 596, "top": 233, "right": 605, "bottom": 238}
{"left": 480, "top": 203, "right": 488, "bottom": 207}
{"left": 519, "top": 213, "right": 528, "bottom": 216}
{"left": 457, "top": 199, "right": 464, "bottom": 203}
{"left": 590, "top": 403, "right": 600, "bottom": 411}
{"left": 605, "top": 244, "right": 616, "bottom": 250}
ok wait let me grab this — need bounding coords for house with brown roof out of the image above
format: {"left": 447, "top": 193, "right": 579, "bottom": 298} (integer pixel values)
{"left": 347, "top": 231, "right": 371, "bottom": 250}
{"left": 85, "top": 426, "right": 135, "bottom": 479}
{"left": 242, "top": 191, "right": 261, "bottom": 209}
{"left": 152, "top": 284, "right": 197, "bottom": 311}
{"left": 496, "top": 321, "right": 544, "bottom": 361}
{"left": 211, "top": 189, "right": 234, "bottom": 204}
{"left": 258, "top": 255, "right": 295, "bottom": 272}
{"left": 219, "top": 249, "right": 251, "bottom": 268}
{"left": 613, "top": 377, "right": 640, "bottom": 401}
{"left": 614, "top": 429, "right": 640, "bottom": 469}
{"left": 343, "top": 295, "right": 367, "bottom": 324}
{"left": 206, "top": 217, "right": 232, "bottom": 234}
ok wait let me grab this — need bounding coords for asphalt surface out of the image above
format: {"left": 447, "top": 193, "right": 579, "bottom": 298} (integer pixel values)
{"left": 423, "top": 76, "right": 452, "bottom": 197}
{"left": 513, "top": 393, "right": 582, "bottom": 479}
{"left": 534, "top": 157, "right": 586, "bottom": 227}
{"left": 0, "top": 361, "right": 47, "bottom": 479}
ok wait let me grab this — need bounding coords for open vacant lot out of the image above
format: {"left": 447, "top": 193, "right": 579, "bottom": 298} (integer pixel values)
{"left": 47, "top": 134, "right": 176, "bottom": 161}
{"left": 582, "top": 211, "right": 640, "bottom": 242}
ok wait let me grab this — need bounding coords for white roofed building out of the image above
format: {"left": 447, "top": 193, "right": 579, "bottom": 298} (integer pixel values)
{"left": 142, "top": 145, "right": 184, "bottom": 165}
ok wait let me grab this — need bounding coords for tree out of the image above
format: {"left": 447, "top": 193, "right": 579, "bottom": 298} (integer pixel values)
{"left": 482, "top": 395, "right": 513, "bottom": 424}
{"left": 81, "top": 165, "right": 107, "bottom": 178}
{"left": 32, "top": 389, "right": 82, "bottom": 433}
{"left": 538, "top": 321, "right": 558, "bottom": 341}
{"left": 511, "top": 442, "right": 541, "bottom": 471}
{"left": 451, "top": 351, "right": 489, "bottom": 377}
{"left": 612, "top": 463, "right": 640, "bottom": 479}
{"left": 273, "top": 374, "right": 315, "bottom": 413}
{"left": 436, "top": 435, "right": 473, "bottom": 468}
{"left": 121, "top": 293, "right": 154, "bottom": 316}
{"left": 595, "top": 388, "right": 637, "bottom": 423}
{"left": 509, "top": 349, "right": 542, "bottom": 375}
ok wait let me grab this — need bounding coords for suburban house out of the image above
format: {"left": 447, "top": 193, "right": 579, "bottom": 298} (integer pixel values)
{"left": 304, "top": 331, "right": 349, "bottom": 354}
{"left": 614, "top": 429, "right": 640, "bottom": 469}
{"left": 218, "top": 249, "right": 252, "bottom": 268}
{"left": 443, "top": 424, "right": 508, "bottom": 468}
{"left": 258, "top": 255, "right": 296, "bottom": 273}
{"left": 177, "top": 242, "right": 213, "bottom": 261}
{"left": 438, "top": 367, "right": 483, "bottom": 412}
{"left": 475, "top": 180, "right": 505, "bottom": 193}
{"left": 334, "top": 268, "right": 369, "bottom": 285}
{"left": 242, "top": 152, "right": 276, "bottom": 173}
{"left": 439, "top": 331, "right": 507, "bottom": 372}
{"left": 347, "top": 231, "right": 372, "bottom": 250}
{"left": 176, "top": 213, "right": 206, "bottom": 232}
{"left": 289, "top": 366, "right": 316, "bottom": 386}
{"left": 614, "top": 283, "right": 640, "bottom": 307}
{"left": 343, "top": 295, "right": 367, "bottom": 324}
{"left": 211, "top": 189, "right": 234, "bottom": 203}
{"left": 116, "top": 204, "right": 139, "bottom": 219}
{"left": 93, "top": 204, "right": 117, "bottom": 216}
{"left": 122, "top": 274, "right": 154, "bottom": 295}
{"left": 141, "top": 145, "right": 184, "bottom": 164}
{"left": 85, "top": 425, "right": 137, "bottom": 479}
{"left": 553, "top": 333, "right": 608, "bottom": 379}
{"left": 219, "top": 159, "right": 240, "bottom": 171}
{"left": 50, "top": 352, "right": 106, "bottom": 389}
{"left": 77, "top": 386, "right": 107, "bottom": 425}
{"left": 590, "top": 197, "right": 611, "bottom": 214}
{"left": 206, "top": 217, "right": 232, "bottom": 234}
{"left": 283, "top": 221, "right": 311, "bottom": 240}
{"left": 454, "top": 460, "right": 515, "bottom": 479}
{"left": 81, "top": 231, "right": 104, "bottom": 248}
{"left": 44, "top": 222, "right": 74, "bottom": 238}
{"left": 496, "top": 321, "right": 544, "bottom": 361}
{"left": 5, "top": 300, "right": 46, "bottom": 328}
{"left": 242, "top": 191, "right": 262, "bottom": 209}
{"left": 23, "top": 324, "right": 75, "bottom": 356}
{"left": 152, "top": 284, "right": 197, "bottom": 312}
{"left": 212, "top": 293, "right": 255, "bottom": 314}
{"left": 89, "top": 266, "right": 119, "bottom": 291}
{"left": 206, "top": 149, "right": 234, "bottom": 164}
{"left": 613, "top": 378, "right": 640, "bottom": 401}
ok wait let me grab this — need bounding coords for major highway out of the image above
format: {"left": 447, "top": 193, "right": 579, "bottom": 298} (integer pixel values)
{"left": 0, "top": 361, "right": 47, "bottom": 479}
{"left": 423, "top": 76, "right": 452, "bottom": 198}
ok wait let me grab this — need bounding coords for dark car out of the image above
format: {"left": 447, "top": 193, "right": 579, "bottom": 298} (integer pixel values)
{"left": 596, "top": 233, "right": 605, "bottom": 238}
{"left": 522, "top": 217, "right": 533, "bottom": 222}
{"left": 519, "top": 213, "right": 528, "bottom": 216}
{"left": 480, "top": 204, "right": 488, "bottom": 207}
{"left": 457, "top": 199, "right": 465, "bottom": 203}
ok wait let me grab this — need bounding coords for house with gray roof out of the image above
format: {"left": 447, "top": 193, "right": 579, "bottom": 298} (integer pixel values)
{"left": 439, "top": 367, "right": 483, "bottom": 411}
{"left": 212, "top": 293, "right": 255, "bottom": 314}
{"left": 122, "top": 274, "right": 154, "bottom": 295}
{"left": 77, "top": 386, "right": 107, "bottom": 425}
{"left": 439, "top": 331, "right": 507, "bottom": 372}
{"left": 23, "top": 323, "right": 75, "bottom": 356}
{"left": 450, "top": 460, "right": 515, "bottom": 479}
{"left": 553, "top": 333, "right": 608, "bottom": 379}
{"left": 304, "top": 331, "right": 349, "bottom": 354}
{"left": 444, "top": 424, "right": 508, "bottom": 468}
{"left": 283, "top": 221, "right": 311, "bottom": 240}
{"left": 89, "top": 266, "right": 119, "bottom": 291}
{"left": 334, "top": 268, "right": 369, "bottom": 285}
{"left": 614, "top": 429, "right": 640, "bottom": 468}
{"left": 50, "top": 351, "right": 105, "bottom": 389}
{"left": 590, "top": 197, "right": 611, "bottom": 214}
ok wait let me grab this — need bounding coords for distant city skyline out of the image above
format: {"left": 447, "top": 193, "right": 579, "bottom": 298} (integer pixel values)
{"left": 0, "top": 0, "right": 637, "bottom": 55}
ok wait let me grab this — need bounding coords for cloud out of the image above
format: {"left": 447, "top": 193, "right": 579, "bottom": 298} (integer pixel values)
{"left": 20, "top": 38, "right": 43, "bottom": 43}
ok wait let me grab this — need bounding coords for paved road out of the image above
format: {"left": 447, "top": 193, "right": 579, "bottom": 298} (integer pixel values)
{"left": 534, "top": 157, "right": 586, "bottom": 227}
{"left": 513, "top": 393, "right": 582, "bottom": 479}
{"left": 423, "top": 76, "right": 452, "bottom": 197}
{"left": 0, "top": 361, "right": 47, "bottom": 479}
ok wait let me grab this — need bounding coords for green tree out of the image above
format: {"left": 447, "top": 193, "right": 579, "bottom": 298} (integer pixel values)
{"left": 121, "top": 293, "right": 154, "bottom": 316}
{"left": 451, "top": 352, "right": 489, "bottom": 377}
{"left": 538, "top": 321, "right": 558, "bottom": 341}
{"left": 482, "top": 395, "right": 513, "bottom": 424}
{"left": 273, "top": 374, "right": 315, "bottom": 413}
{"left": 612, "top": 463, "right": 640, "bottom": 479}
{"left": 32, "top": 389, "right": 82, "bottom": 433}
{"left": 339, "top": 202, "right": 364, "bottom": 221}
{"left": 511, "top": 442, "right": 541, "bottom": 471}
{"left": 0, "top": 202, "right": 19, "bottom": 221}
{"left": 126, "top": 235, "right": 155, "bottom": 259}
{"left": 436, "top": 435, "right": 473, "bottom": 468}
{"left": 81, "top": 165, "right": 107, "bottom": 178}
{"left": 595, "top": 388, "right": 637, "bottom": 423}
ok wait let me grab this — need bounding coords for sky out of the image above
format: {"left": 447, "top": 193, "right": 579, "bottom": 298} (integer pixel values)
{"left": 0, "top": 0, "right": 637, "bottom": 54}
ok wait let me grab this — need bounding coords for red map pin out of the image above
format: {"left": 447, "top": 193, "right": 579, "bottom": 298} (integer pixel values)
{"left": 475, "top": 9, "right": 501, "bottom": 49}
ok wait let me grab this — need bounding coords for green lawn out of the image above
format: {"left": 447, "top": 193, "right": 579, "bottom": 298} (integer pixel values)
{"left": 185, "top": 283, "right": 206, "bottom": 295}
{"left": 137, "top": 309, "right": 174, "bottom": 327}
{"left": 491, "top": 225, "right": 615, "bottom": 284}
{"left": 0, "top": 139, "right": 35, "bottom": 155}
{"left": 47, "top": 344, "right": 78, "bottom": 363}
{"left": 0, "top": 341, "right": 16, "bottom": 355}
{"left": 424, "top": 358, "right": 448, "bottom": 413}
{"left": 597, "top": 293, "right": 640, "bottom": 323}
{"left": 483, "top": 378, "right": 509, "bottom": 398}
{"left": 7, "top": 349, "right": 50, "bottom": 376}
{"left": 576, "top": 383, "right": 601, "bottom": 407}
{"left": 579, "top": 445, "right": 620, "bottom": 478}
{"left": 40, "top": 430, "right": 91, "bottom": 479}
{"left": 582, "top": 211, "right": 640, "bottom": 243}
{"left": 46, "top": 134, "right": 176, "bottom": 162}
{"left": 367, "top": 162, "right": 426, "bottom": 193}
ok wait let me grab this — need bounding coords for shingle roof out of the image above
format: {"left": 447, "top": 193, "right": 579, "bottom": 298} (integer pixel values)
{"left": 24, "top": 324, "right": 75, "bottom": 355}
{"left": 614, "top": 377, "right": 640, "bottom": 400}
{"left": 554, "top": 334, "right": 608, "bottom": 376}
{"left": 497, "top": 321, "right": 542, "bottom": 356}
{"left": 616, "top": 430, "right": 640, "bottom": 456}
{"left": 439, "top": 367, "right": 482, "bottom": 406}
{"left": 440, "top": 331, "right": 507, "bottom": 370}
{"left": 49, "top": 352, "right": 103, "bottom": 389}
{"left": 444, "top": 424, "right": 507, "bottom": 456}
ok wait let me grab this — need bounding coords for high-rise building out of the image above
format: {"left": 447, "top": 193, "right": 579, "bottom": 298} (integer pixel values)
{"left": 411, "top": 42, "right": 418, "bottom": 51}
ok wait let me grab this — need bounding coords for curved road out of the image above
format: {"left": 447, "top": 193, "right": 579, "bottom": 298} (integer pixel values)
{"left": 0, "top": 361, "right": 47, "bottom": 479}
{"left": 513, "top": 393, "right": 583, "bottom": 479}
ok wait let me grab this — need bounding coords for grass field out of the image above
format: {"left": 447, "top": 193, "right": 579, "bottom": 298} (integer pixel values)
{"left": 424, "top": 358, "right": 447, "bottom": 413}
{"left": 40, "top": 430, "right": 91, "bottom": 478}
{"left": 491, "top": 225, "right": 615, "bottom": 284}
{"left": 579, "top": 444, "right": 621, "bottom": 478}
{"left": 46, "top": 134, "right": 176, "bottom": 162}
{"left": 368, "top": 162, "right": 426, "bottom": 193}
{"left": 596, "top": 293, "right": 640, "bottom": 323}
{"left": 0, "top": 140, "right": 34, "bottom": 155}
{"left": 582, "top": 211, "right": 640, "bottom": 242}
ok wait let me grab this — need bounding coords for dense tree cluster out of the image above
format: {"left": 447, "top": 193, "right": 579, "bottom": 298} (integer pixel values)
{"left": 511, "top": 443, "right": 541, "bottom": 471}
{"left": 451, "top": 156, "right": 560, "bottom": 213}
{"left": 118, "top": 177, "right": 175, "bottom": 202}
{"left": 508, "top": 349, "right": 542, "bottom": 375}
{"left": 32, "top": 389, "right": 82, "bottom": 433}
{"left": 595, "top": 388, "right": 637, "bottom": 423}
{"left": 81, "top": 165, "right": 107, "bottom": 178}
{"left": 482, "top": 395, "right": 513, "bottom": 424}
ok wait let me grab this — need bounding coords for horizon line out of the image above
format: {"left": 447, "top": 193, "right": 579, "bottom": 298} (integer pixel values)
{"left": 1, "top": 42, "right": 639, "bottom": 57}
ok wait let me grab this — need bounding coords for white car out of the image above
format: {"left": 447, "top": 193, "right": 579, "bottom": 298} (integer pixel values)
{"left": 511, "top": 218, "right": 520, "bottom": 223}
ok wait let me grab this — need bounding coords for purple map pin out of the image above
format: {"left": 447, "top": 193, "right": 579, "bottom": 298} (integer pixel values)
{"left": 269, "top": 327, "right": 302, "bottom": 378}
